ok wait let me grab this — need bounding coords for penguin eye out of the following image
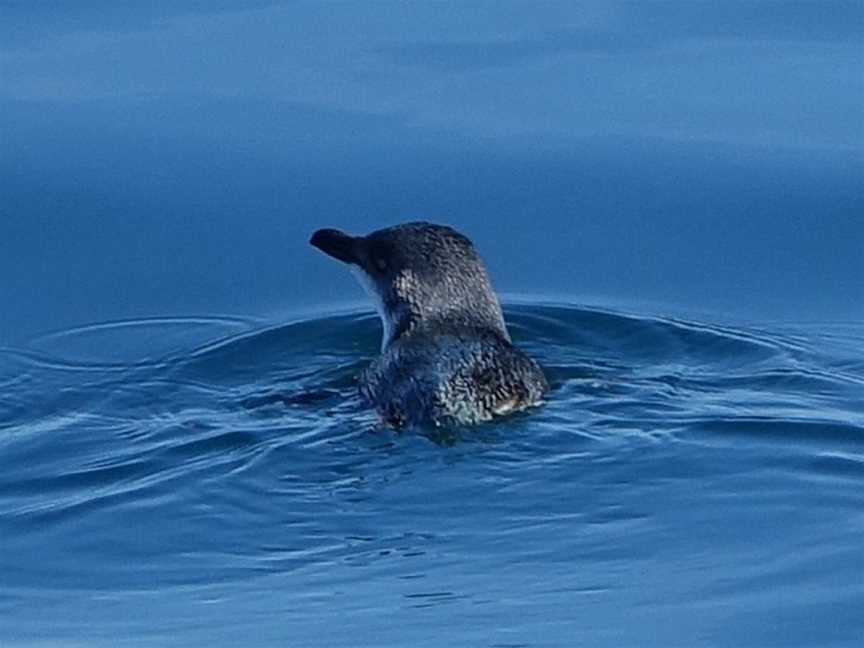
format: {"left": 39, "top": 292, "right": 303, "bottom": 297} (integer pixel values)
{"left": 374, "top": 257, "right": 388, "bottom": 273}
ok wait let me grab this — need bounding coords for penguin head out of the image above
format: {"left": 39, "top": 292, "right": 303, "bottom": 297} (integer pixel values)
{"left": 311, "top": 222, "right": 508, "bottom": 349}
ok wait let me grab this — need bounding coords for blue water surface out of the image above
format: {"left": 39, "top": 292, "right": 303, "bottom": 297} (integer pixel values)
{"left": 2, "top": 303, "right": 863, "bottom": 647}
{"left": 1, "top": 2, "right": 863, "bottom": 646}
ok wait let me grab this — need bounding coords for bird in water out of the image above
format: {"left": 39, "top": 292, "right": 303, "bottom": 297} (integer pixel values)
{"left": 310, "top": 222, "right": 547, "bottom": 427}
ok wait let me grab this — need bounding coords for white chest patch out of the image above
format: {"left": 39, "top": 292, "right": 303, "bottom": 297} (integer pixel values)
{"left": 350, "top": 267, "right": 394, "bottom": 351}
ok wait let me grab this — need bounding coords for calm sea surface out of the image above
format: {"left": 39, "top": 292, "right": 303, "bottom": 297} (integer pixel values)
{"left": 2, "top": 6, "right": 863, "bottom": 644}
{"left": 2, "top": 302, "right": 862, "bottom": 647}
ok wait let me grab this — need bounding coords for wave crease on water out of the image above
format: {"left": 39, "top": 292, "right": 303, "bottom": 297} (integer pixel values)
{"left": 1, "top": 303, "right": 862, "bottom": 648}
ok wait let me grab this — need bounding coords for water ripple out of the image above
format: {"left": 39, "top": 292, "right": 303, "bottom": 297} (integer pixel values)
{"left": 1, "top": 302, "right": 862, "bottom": 645}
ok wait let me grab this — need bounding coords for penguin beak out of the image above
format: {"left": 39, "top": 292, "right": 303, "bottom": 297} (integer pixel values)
{"left": 310, "top": 228, "right": 359, "bottom": 265}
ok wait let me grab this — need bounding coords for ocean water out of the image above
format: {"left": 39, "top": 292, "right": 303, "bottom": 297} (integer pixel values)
{"left": 2, "top": 2, "right": 863, "bottom": 646}
{"left": 2, "top": 302, "right": 862, "bottom": 647}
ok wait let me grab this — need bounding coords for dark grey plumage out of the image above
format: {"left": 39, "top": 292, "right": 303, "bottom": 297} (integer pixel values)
{"left": 310, "top": 222, "right": 547, "bottom": 426}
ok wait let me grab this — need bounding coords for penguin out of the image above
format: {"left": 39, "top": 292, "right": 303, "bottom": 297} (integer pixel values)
{"left": 311, "top": 222, "right": 547, "bottom": 426}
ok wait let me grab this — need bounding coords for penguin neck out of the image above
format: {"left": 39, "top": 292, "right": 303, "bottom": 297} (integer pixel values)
{"left": 350, "top": 267, "right": 411, "bottom": 352}
{"left": 380, "top": 309, "right": 412, "bottom": 351}
{"left": 380, "top": 306, "right": 511, "bottom": 352}
{"left": 350, "top": 267, "right": 510, "bottom": 351}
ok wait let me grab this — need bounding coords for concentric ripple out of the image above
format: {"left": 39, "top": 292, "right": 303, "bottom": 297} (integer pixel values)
{"left": 1, "top": 302, "right": 862, "bottom": 647}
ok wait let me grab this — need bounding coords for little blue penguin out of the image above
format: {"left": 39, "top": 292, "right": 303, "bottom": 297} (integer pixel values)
{"left": 310, "top": 222, "right": 548, "bottom": 426}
